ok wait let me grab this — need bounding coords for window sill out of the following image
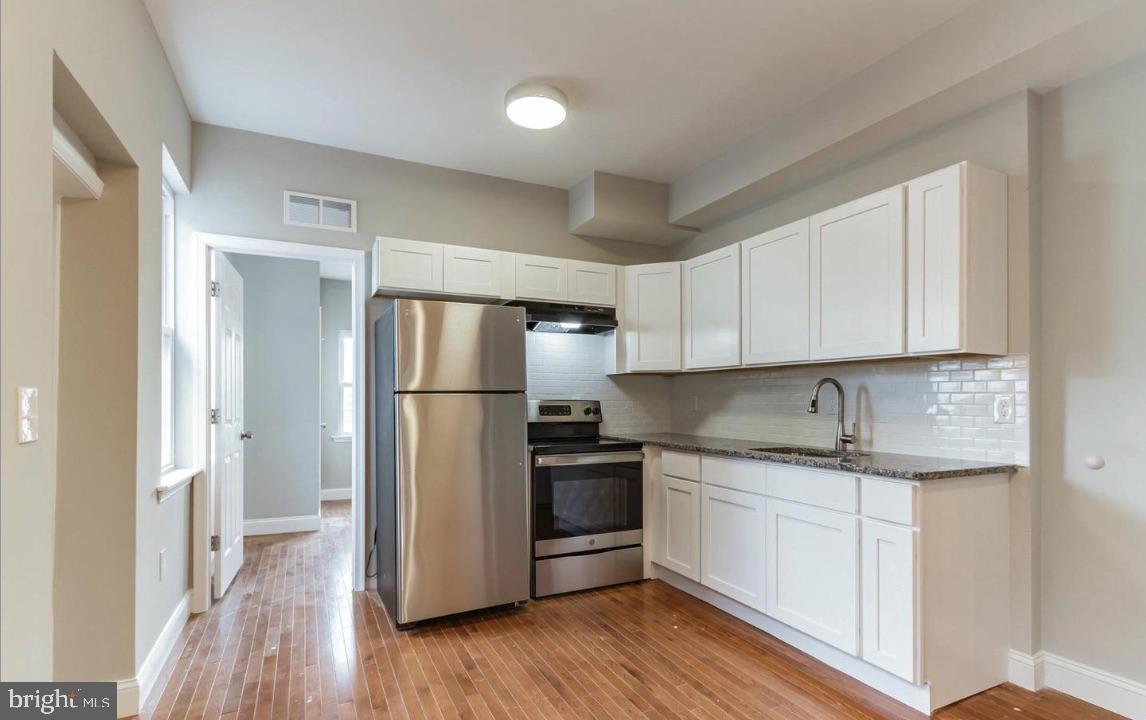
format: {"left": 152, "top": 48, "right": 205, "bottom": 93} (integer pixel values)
{"left": 330, "top": 434, "right": 353, "bottom": 444}
{"left": 157, "top": 466, "right": 201, "bottom": 503}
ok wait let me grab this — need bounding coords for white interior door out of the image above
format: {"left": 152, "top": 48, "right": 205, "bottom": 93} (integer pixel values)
{"left": 211, "top": 251, "right": 245, "bottom": 599}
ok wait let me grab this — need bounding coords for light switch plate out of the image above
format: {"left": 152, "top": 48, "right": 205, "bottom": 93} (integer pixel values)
{"left": 18, "top": 387, "right": 39, "bottom": 444}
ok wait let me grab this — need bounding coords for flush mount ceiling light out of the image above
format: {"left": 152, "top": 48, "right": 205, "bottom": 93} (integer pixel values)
{"left": 504, "top": 83, "right": 567, "bottom": 129}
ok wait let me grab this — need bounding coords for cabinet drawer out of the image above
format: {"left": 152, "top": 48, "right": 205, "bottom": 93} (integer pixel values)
{"left": 701, "top": 455, "right": 766, "bottom": 495}
{"left": 860, "top": 477, "right": 916, "bottom": 526}
{"left": 766, "top": 465, "right": 857, "bottom": 513}
{"left": 662, "top": 450, "right": 700, "bottom": 481}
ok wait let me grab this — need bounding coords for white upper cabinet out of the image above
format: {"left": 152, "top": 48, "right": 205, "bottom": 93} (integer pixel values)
{"left": 741, "top": 219, "right": 810, "bottom": 365}
{"left": 514, "top": 254, "right": 568, "bottom": 301}
{"left": 568, "top": 260, "right": 617, "bottom": 306}
{"left": 683, "top": 245, "right": 741, "bottom": 369}
{"left": 701, "top": 484, "right": 767, "bottom": 611}
{"left": 442, "top": 244, "right": 504, "bottom": 298}
{"left": 810, "top": 186, "right": 905, "bottom": 360}
{"left": 861, "top": 519, "right": 918, "bottom": 682}
{"left": 624, "top": 262, "right": 682, "bottom": 372}
{"left": 907, "top": 162, "right": 1008, "bottom": 355}
{"left": 375, "top": 237, "right": 443, "bottom": 293}
{"left": 765, "top": 499, "right": 859, "bottom": 654}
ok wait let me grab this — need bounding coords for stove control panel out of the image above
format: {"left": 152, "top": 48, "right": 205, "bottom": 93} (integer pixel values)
{"left": 529, "top": 400, "right": 602, "bottom": 423}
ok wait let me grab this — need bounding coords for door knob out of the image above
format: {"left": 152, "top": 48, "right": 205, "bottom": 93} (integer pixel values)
{"left": 240, "top": 431, "right": 253, "bottom": 440}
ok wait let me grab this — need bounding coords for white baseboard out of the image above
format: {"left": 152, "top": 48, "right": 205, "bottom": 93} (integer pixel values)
{"left": 116, "top": 678, "right": 139, "bottom": 718}
{"left": 114, "top": 592, "right": 191, "bottom": 717}
{"left": 138, "top": 592, "right": 190, "bottom": 710}
{"left": 244, "top": 514, "right": 321, "bottom": 536}
{"left": 321, "top": 487, "right": 351, "bottom": 501}
{"left": 1008, "top": 649, "right": 1146, "bottom": 718}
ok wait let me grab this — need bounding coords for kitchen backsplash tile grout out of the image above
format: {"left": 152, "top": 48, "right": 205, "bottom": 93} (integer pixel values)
{"left": 526, "top": 333, "right": 1030, "bottom": 465}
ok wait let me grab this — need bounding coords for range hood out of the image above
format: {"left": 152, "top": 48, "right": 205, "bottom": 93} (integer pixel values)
{"left": 510, "top": 300, "right": 617, "bottom": 335}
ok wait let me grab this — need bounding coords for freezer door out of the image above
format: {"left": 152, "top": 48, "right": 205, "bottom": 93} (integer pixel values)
{"left": 396, "top": 392, "right": 529, "bottom": 623}
{"left": 396, "top": 299, "right": 526, "bottom": 392}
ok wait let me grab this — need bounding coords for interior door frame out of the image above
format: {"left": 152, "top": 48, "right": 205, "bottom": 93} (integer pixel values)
{"left": 194, "top": 232, "right": 368, "bottom": 602}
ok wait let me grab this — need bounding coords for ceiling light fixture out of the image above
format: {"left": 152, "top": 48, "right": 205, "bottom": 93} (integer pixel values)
{"left": 505, "top": 83, "right": 567, "bottom": 130}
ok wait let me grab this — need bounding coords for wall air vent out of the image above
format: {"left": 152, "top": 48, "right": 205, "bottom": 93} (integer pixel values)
{"left": 283, "top": 190, "right": 357, "bottom": 232}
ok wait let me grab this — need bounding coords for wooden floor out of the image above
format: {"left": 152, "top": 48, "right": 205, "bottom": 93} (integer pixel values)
{"left": 138, "top": 500, "right": 1121, "bottom": 720}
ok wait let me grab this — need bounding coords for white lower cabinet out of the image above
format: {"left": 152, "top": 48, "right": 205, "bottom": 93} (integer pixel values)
{"left": 659, "top": 475, "right": 700, "bottom": 581}
{"left": 861, "top": 519, "right": 918, "bottom": 682}
{"left": 701, "top": 484, "right": 766, "bottom": 610}
{"left": 765, "top": 498, "right": 859, "bottom": 654}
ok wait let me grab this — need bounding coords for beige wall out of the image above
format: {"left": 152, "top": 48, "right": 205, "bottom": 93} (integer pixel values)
{"left": 0, "top": 0, "right": 191, "bottom": 681}
{"left": 185, "top": 123, "right": 671, "bottom": 265}
{"left": 1038, "top": 53, "right": 1146, "bottom": 683}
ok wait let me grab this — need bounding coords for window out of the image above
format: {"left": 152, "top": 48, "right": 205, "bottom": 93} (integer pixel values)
{"left": 336, "top": 331, "right": 354, "bottom": 438}
{"left": 160, "top": 181, "right": 176, "bottom": 470}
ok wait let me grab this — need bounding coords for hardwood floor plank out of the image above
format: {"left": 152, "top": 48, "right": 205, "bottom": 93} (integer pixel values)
{"left": 134, "top": 501, "right": 1122, "bottom": 720}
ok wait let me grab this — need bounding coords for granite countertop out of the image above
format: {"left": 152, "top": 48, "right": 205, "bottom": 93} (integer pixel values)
{"left": 602, "top": 432, "right": 1020, "bottom": 481}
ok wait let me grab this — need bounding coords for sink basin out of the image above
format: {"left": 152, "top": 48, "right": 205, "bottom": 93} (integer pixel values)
{"left": 749, "top": 446, "right": 870, "bottom": 461}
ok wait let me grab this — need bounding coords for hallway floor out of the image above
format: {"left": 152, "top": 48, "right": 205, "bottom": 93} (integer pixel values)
{"left": 138, "top": 501, "right": 1118, "bottom": 720}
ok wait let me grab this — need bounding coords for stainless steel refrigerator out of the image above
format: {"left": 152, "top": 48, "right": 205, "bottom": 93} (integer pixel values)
{"left": 374, "top": 299, "right": 529, "bottom": 626}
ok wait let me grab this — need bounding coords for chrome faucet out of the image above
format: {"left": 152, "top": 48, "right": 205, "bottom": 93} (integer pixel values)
{"left": 807, "top": 378, "right": 856, "bottom": 452}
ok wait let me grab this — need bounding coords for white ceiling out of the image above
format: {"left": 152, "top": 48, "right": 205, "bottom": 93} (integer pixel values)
{"left": 146, "top": 0, "right": 978, "bottom": 189}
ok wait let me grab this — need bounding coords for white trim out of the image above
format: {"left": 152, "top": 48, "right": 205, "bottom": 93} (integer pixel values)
{"left": 1008, "top": 650, "right": 1146, "bottom": 719}
{"left": 52, "top": 112, "right": 103, "bottom": 199}
{"left": 330, "top": 433, "right": 352, "bottom": 443}
{"left": 653, "top": 565, "right": 934, "bottom": 714}
{"left": 1007, "top": 649, "right": 1039, "bottom": 691}
{"left": 156, "top": 466, "right": 200, "bottom": 503}
{"left": 322, "top": 487, "right": 352, "bottom": 501}
{"left": 137, "top": 592, "right": 190, "bottom": 710}
{"left": 116, "top": 678, "right": 139, "bottom": 718}
{"left": 244, "top": 514, "right": 321, "bottom": 536}
{"left": 195, "top": 232, "right": 367, "bottom": 594}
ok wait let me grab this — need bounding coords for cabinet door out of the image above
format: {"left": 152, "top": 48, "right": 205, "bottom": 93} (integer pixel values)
{"left": 810, "top": 187, "right": 905, "bottom": 360}
{"left": 701, "top": 484, "right": 766, "bottom": 610}
{"left": 907, "top": 164, "right": 962, "bottom": 353}
{"left": 624, "top": 263, "right": 681, "bottom": 372}
{"left": 741, "top": 219, "right": 810, "bottom": 365}
{"left": 659, "top": 475, "right": 700, "bottom": 581}
{"left": 443, "top": 244, "right": 504, "bottom": 298}
{"left": 376, "top": 237, "right": 443, "bottom": 292}
{"left": 765, "top": 499, "right": 859, "bottom": 654}
{"left": 568, "top": 260, "right": 617, "bottom": 306}
{"left": 514, "top": 254, "right": 568, "bottom": 301}
{"left": 861, "top": 519, "right": 918, "bottom": 682}
{"left": 683, "top": 245, "right": 740, "bottom": 369}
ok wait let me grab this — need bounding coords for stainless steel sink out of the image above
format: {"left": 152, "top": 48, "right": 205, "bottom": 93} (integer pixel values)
{"left": 749, "top": 446, "right": 870, "bottom": 461}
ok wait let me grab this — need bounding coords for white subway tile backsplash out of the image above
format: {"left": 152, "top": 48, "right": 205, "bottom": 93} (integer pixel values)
{"left": 525, "top": 332, "right": 1029, "bottom": 465}
{"left": 670, "top": 355, "right": 1030, "bottom": 465}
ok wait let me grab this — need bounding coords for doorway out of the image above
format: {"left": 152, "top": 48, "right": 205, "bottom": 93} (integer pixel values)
{"left": 195, "top": 233, "right": 368, "bottom": 600}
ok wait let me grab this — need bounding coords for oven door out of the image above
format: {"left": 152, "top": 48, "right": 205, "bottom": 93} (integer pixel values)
{"left": 533, "top": 451, "right": 643, "bottom": 558}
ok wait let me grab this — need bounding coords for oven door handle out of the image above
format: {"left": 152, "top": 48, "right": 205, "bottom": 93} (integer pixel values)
{"left": 535, "top": 451, "right": 644, "bottom": 466}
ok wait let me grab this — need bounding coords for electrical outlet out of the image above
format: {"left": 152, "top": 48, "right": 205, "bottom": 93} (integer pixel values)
{"left": 159, "top": 548, "right": 167, "bottom": 581}
{"left": 993, "top": 395, "right": 1015, "bottom": 424}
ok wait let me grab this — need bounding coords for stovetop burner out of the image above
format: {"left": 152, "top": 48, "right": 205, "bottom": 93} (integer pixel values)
{"left": 527, "top": 399, "right": 641, "bottom": 455}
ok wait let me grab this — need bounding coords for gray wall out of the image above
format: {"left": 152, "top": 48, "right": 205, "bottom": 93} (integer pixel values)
{"left": 321, "top": 279, "right": 353, "bottom": 491}
{"left": 1038, "top": 53, "right": 1146, "bottom": 684}
{"left": 228, "top": 254, "right": 321, "bottom": 521}
{"left": 187, "top": 123, "right": 671, "bottom": 265}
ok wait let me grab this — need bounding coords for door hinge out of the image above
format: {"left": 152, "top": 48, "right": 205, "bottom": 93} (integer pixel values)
{"left": 209, "top": 281, "right": 221, "bottom": 297}
{"left": 209, "top": 408, "right": 220, "bottom": 424}
{"left": 210, "top": 535, "right": 220, "bottom": 551}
